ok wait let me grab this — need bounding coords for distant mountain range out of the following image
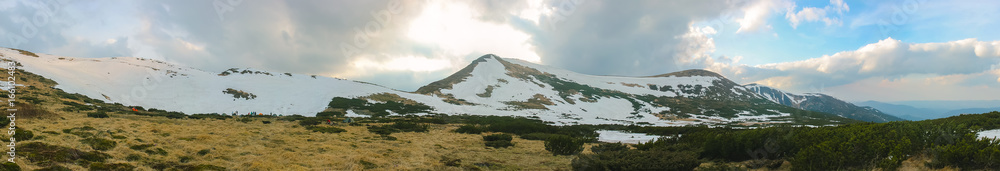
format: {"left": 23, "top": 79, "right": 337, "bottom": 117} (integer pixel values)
{"left": 857, "top": 101, "right": 1000, "bottom": 120}
{"left": 3, "top": 48, "right": 908, "bottom": 126}
{"left": 745, "top": 84, "right": 904, "bottom": 122}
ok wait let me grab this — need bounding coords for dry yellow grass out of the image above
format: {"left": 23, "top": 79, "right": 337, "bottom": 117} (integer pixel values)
{"left": 16, "top": 112, "right": 578, "bottom": 170}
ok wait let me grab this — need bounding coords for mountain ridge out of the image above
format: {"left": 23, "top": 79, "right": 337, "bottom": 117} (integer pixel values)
{"left": 744, "top": 83, "right": 905, "bottom": 122}
{"left": 3, "top": 49, "right": 865, "bottom": 126}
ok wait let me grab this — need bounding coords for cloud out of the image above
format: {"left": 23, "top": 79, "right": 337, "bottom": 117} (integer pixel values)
{"left": 735, "top": 0, "right": 793, "bottom": 33}
{"left": 0, "top": 0, "right": 134, "bottom": 58}
{"left": 785, "top": 0, "right": 849, "bottom": 28}
{"left": 526, "top": 1, "right": 741, "bottom": 77}
{"left": 711, "top": 38, "right": 1000, "bottom": 100}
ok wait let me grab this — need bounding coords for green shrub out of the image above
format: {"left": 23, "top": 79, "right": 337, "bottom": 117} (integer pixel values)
{"left": 197, "top": 149, "right": 211, "bottom": 156}
{"left": 572, "top": 149, "right": 701, "bottom": 171}
{"left": 483, "top": 134, "right": 513, "bottom": 142}
{"left": 483, "top": 134, "right": 515, "bottom": 148}
{"left": 179, "top": 156, "right": 193, "bottom": 163}
{"left": 178, "top": 164, "right": 226, "bottom": 171}
{"left": 13, "top": 129, "right": 33, "bottom": 141}
{"left": 87, "top": 112, "right": 109, "bottom": 118}
{"left": 298, "top": 118, "right": 323, "bottom": 126}
{"left": 279, "top": 115, "right": 307, "bottom": 121}
{"left": 144, "top": 148, "right": 168, "bottom": 156}
{"left": 367, "top": 125, "right": 399, "bottom": 136}
{"left": 927, "top": 134, "right": 1000, "bottom": 169}
{"left": 485, "top": 140, "right": 514, "bottom": 148}
{"left": 125, "top": 154, "right": 143, "bottom": 161}
{"left": 163, "top": 112, "right": 186, "bottom": 119}
{"left": 237, "top": 118, "right": 253, "bottom": 123}
{"left": 359, "top": 160, "right": 378, "bottom": 169}
{"left": 367, "top": 122, "right": 428, "bottom": 136}
{"left": 391, "top": 122, "right": 428, "bottom": 132}
{"left": 519, "top": 133, "right": 562, "bottom": 141}
{"left": 316, "top": 111, "right": 344, "bottom": 118}
{"left": 20, "top": 142, "right": 110, "bottom": 167}
{"left": 129, "top": 144, "right": 154, "bottom": 151}
{"left": 36, "top": 165, "right": 71, "bottom": 171}
{"left": 591, "top": 143, "right": 629, "bottom": 154}
{"left": 0, "top": 162, "right": 18, "bottom": 171}
{"left": 89, "top": 162, "right": 135, "bottom": 171}
{"left": 80, "top": 138, "right": 117, "bottom": 151}
{"left": 545, "top": 135, "right": 584, "bottom": 156}
{"left": 305, "top": 126, "right": 347, "bottom": 134}
{"left": 454, "top": 124, "right": 483, "bottom": 134}
{"left": 189, "top": 113, "right": 231, "bottom": 120}
{"left": 485, "top": 119, "right": 556, "bottom": 135}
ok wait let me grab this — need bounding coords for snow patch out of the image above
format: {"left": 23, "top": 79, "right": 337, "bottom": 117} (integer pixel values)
{"left": 596, "top": 130, "right": 663, "bottom": 144}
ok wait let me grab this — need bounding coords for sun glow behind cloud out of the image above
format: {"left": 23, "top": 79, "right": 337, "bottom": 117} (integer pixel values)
{"left": 406, "top": 0, "right": 541, "bottom": 63}
{"left": 353, "top": 55, "right": 452, "bottom": 72}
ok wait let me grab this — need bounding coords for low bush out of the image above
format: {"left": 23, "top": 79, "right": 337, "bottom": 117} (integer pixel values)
{"left": 367, "top": 125, "right": 399, "bottom": 136}
{"left": 144, "top": 148, "right": 168, "bottom": 156}
{"left": 390, "top": 122, "right": 428, "bottom": 132}
{"left": 519, "top": 133, "right": 562, "bottom": 141}
{"left": 129, "top": 144, "right": 154, "bottom": 150}
{"left": 13, "top": 129, "right": 33, "bottom": 141}
{"left": 572, "top": 149, "right": 701, "bottom": 171}
{"left": 590, "top": 143, "right": 629, "bottom": 154}
{"left": 197, "top": 149, "right": 211, "bottom": 156}
{"left": 80, "top": 138, "right": 117, "bottom": 151}
{"left": 89, "top": 163, "right": 136, "bottom": 170}
{"left": 545, "top": 135, "right": 584, "bottom": 156}
{"left": 87, "top": 111, "right": 109, "bottom": 118}
{"left": 483, "top": 134, "right": 515, "bottom": 148}
{"left": 368, "top": 122, "right": 429, "bottom": 136}
{"left": 485, "top": 140, "right": 514, "bottom": 148}
{"left": 298, "top": 118, "right": 324, "bottom": 126}
{"left": 189, "top": 113, "right": 231, "bottom": 120}
{"left": 454, "top": 124, "right": 483, "bottom": 134}
{"left": 0, "top": 162, "right": 18, "bottom": 171}
{"left": 279, "top": 115, "right": 307, "bottom": 121}
{"left": 305, "top": 126, "right": 347, "bottom": 134}
{"left": 20, "top": 142, "right": 110, "bottom": 167}
{"left": 125, "top": 154, "right": 143, "bottom": 161}
{"left": 316, "top": 111, "right": 344, "bottom": 118}
{"left": 483, "top": 134, "right": 513, "bottom": 142}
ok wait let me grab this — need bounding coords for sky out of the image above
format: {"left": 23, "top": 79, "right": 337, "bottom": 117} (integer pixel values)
{"left": 1, "top": 0, "right": 999, "bottom": 102}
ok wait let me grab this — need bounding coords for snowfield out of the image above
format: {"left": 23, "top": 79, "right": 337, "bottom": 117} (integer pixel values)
{"left": 978, "top": 129, "right": 1000, "bottom": 140}
{"left": 596, "top": 130, "right": 664, "bottom": 144}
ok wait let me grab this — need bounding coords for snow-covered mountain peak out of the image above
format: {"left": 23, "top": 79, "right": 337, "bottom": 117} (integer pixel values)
{"left": 743, "top": 82, "right": 903, "bottom": 122}
{"left": 2, "top": 48, "right": 869, "bottom": 126}
{"left": 649, "top": 69, "right": 725, "bottom": 78}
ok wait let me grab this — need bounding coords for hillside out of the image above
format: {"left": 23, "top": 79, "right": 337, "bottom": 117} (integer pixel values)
{"left": 745, "top": 84, "right": 905, "bottom": 122}
{"left": 415, "top": 54, "right": 856, "bottom": 126}
{"left": 2, "top": 48, "right": 857, "bottom": 126}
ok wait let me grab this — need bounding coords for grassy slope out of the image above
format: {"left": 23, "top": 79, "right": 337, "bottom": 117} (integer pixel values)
{"left": 1, "top": 65, "right": 579, "bottom": 170}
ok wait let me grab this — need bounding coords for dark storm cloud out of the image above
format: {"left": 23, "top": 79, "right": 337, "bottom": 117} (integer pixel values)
{"left": 0, "top": 0, "right": 132, "bottom": 58}
{"left": 528, "top": 0, "right": 738, "bottom": 77}
{"left": 132, "top": 0, "right": 425, "bottom": 75}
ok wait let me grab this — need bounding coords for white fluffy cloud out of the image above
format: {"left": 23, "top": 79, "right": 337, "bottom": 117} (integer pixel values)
{"left": 735, "top": 0, "right": 793, "bottom": 33}
{"left": 785, "top": 0, "right": 849, "bottom": 28}
{"left": 708, "top": 38, "right": 1000, "bottom": 101}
